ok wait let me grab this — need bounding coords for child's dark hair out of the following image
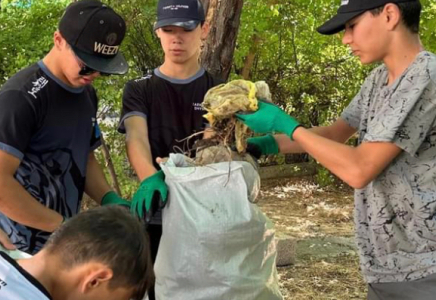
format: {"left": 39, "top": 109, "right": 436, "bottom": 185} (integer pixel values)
{"left": 44, "top": 206, "right": 154, "bottom": 300}
{"left": 370, "top": 1, "right": 422, "bottom": 33}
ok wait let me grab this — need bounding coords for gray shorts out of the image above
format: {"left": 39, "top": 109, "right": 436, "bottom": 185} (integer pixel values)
{"left": 367, "top": 273, "right": 436, "bottom": 300}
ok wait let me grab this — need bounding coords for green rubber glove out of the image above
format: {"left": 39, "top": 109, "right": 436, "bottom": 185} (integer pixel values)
{"left": 101, "top": 191, "right": 131, "bottom": 208}
{"left": 131, "top": 171, "right": 168, "bottom": 221}
{"left": 237, "top": 101, "right": 301, "bottom": 139}
{"left": 247, "top": 135, "right": 279, "bottom": 156}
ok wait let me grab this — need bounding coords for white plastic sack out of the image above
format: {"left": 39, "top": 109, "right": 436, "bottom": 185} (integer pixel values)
{"left": 154, "top": 154, "right": 283, "bottom": 300}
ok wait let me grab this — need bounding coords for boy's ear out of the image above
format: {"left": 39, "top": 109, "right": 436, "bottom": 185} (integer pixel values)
{"left": 201, "top": 22, "right": 210, "bottom": 40}
{"left": 53, "top": 31, "right": 66, "bottom": 50}
{"left": 383, "top": 3, "right": 401, "bottom": 31}
{"left": 155, "top": 27, "right": 161, "bottom": 39}
{"left": 80, "top": 264, "right": 113, "bottom": 294}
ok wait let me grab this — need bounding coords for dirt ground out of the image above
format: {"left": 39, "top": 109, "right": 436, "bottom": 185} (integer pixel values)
{"left": 256, "top": 177, "right": 367, "bottom": 300}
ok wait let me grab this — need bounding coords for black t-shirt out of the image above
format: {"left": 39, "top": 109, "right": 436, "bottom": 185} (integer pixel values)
{"left": 0, "top": 61, "right": 101, "bottom": 254}
{"left": 118, "top": 67, "right": 223, "bottom": 169}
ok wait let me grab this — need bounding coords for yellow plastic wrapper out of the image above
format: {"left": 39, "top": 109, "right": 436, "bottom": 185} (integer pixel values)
{"left": 202, "top": 80, "right": 263, "bottom": 153}
{"left": 203, "top": 80, "right": 258, "bottom": 126}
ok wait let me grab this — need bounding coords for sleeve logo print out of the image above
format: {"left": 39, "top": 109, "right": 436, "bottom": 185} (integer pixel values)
{"left": 27, "top": 76, "right": 49, "bottom": 99}
{"left": 134, "top": 74, "right": 152, "bottom": 82}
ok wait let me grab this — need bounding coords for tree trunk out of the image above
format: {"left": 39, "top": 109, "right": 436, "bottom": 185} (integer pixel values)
{"left": 241, "top": 33, "right": 261, "bottom": 80}
{"left": 201, "top": 0, "right": 210, "bottom": 12}
{"left": 200, "top": 0, "right": 244, "bottom": 81}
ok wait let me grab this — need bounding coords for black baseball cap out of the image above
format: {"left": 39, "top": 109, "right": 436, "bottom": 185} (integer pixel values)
{"left": 59, "top": 0, "right": 128, "bottom": 75}
{"left": 154, "top": 0, "right": 205, "bottom": 31}
{"left": 317, "top": 0, "right": 419, "bottom": 35}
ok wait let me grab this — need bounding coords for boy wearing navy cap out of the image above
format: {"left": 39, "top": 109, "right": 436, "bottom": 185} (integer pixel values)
{"left": 0, "top": 0, "right": 131, "bottom": 255}
{"left": 237, "top": 1, "right": 436, "bottom": 299}
{"left": 118, "top": 0, "right": 223, "bottom": 298}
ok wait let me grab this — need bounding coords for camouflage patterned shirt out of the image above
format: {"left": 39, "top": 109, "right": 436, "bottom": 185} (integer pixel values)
{"left": 341, "top": 51, "right": 436, "bottom": 283}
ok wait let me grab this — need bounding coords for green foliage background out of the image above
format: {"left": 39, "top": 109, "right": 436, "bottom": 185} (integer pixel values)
{"left": 1, "top": 0, "right": 435, "bottom": 193}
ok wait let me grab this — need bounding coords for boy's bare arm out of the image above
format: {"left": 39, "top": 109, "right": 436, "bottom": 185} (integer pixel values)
{"left": 84, "top": 152, "right": 112, "bottom": 204}
{"left": 124, "top": 116, "right": 157, "bottom": 181}
{"left": 275, "top": 118, "right": 357, "bottom": 153}
{"left": 0, "top": 227, "right": 15, "bottom": 250}
{"left": 293, "top": 127, "right": 402, "bottom": 189}
{"left": 0, "top": 150, "right": 63, "bottom": 232}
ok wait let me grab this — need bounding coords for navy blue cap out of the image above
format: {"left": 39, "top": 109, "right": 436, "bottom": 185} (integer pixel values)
{"left": 154, "top": 0, "right": 205, "bottom": 31}
{"left": 317, "top": 0, "right": 419, "bottom": 35}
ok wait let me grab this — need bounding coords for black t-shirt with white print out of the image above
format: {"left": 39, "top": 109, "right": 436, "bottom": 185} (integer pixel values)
{"left": 0, "top": 61, "right": 101, "bottom": 254}
{"left": 118, "top": 67, "right": 223, "bottom": 169}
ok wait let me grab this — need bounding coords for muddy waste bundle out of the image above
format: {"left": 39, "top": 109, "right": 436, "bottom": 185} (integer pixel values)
{"left": 193, "top": 79, "right": 272, "bottom": 168}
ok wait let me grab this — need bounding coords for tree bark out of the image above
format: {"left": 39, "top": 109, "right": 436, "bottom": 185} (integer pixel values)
{"left": 241, "top": 33, "right": 261, "bottom": 80}
{"left": 200, "top": 0, "right": 244, "bottom": 81}
{"left": 201, "top": 0, "right": 210, "bottom": 12}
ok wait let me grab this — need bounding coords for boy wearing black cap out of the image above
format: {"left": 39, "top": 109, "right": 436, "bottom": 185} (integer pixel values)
{"left": 0, "top": 206, "right": 154, "bottom": 300}
{"left": 237, "top": 1, "right": 436, "bottom": 299}
{"left": 118, "top": 0, "right": 223, "bottom": 298}
{"left": 0, "top": 0, "right": 130, "bottom": 255}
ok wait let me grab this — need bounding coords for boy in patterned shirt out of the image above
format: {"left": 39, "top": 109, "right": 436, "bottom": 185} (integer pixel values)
{"left": 237, "top": 0, "right": 436, "bottom": 299}
{"left": 0, "top": 0, "right": 131, "bottom": 255}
